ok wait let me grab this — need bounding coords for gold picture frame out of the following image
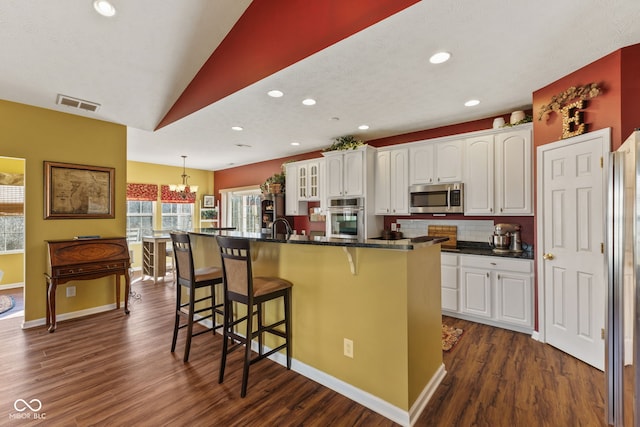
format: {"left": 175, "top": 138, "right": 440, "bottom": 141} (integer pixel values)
{"left": 44, "top": 161, "right": 115, "bottom": 219}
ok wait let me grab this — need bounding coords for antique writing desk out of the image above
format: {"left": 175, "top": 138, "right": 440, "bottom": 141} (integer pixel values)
{"left": 45, "top": 237, "right": 131, "bottom": 332}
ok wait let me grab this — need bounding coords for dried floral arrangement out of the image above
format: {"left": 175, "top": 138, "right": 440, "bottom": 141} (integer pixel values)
{"left": 537, "top": 82, "right": 602, "bottom": 121}
{"left": 323, "top": 135, "right": 364, "bottom": 152}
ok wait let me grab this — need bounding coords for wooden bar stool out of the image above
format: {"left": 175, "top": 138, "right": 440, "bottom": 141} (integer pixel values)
{"left": 215, "top": 235, "right": 292, "bottom": 397}
{"left": 170, "top": 232, "right": 224, "bottom": 362}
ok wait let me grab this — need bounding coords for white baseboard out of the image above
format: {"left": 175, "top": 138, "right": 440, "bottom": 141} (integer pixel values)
{"left": 0, "top": 282, "right": 23, "bottom": 291}
{"left": 531, "top": 330, "right": 541, "bottom": 342}
{"left": 21, "top": 302, "right": 120, "bottom": 330}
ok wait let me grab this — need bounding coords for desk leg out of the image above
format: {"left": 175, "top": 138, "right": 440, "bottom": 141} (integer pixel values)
{"left": 115, "top": 275, "right": 121, "bottom": 310}
{"left": 124, "top": 272, "right": 130, "bottom": 315}
{"left": 47, "top": 280, "right": 57, "bottom": 333}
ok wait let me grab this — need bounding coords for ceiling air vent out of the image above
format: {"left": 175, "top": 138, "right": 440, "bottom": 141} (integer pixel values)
{"left": 56, "top": 94, "right": 100, "bottom": 112}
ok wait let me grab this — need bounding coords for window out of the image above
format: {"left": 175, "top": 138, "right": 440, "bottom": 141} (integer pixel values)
{"left": 222, "top": 187, "right": 261, "bottom": 233}
{"left": 0, "top": 185, "right": 25, "bottom": 252}
{"left": 126, "top": 201, "right": 154, "bottom": 243}
{"left": 161, "top": 203, "right": 194, "bottom": 231}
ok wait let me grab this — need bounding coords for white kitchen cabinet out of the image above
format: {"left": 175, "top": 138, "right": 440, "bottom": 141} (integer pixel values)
{"left": 285, "top": 162, "right": 299, "bottom": 215}
{"left": 460, "top": 266, "right": 493, "bottom": 319}
{"left": 464, "top": 125, "right": 533, "bottom": 216}
{"left": 463, "top": 134, "right": 495, "bottom": 215}
{"left": 495, "top": 127, "right": 533, "bottom": 215}
{"left": 285, "top": 159, "right": 325, "bottom": 215}
{"left": 375, "top": 148, "right": 408, "bottom": 214}
{"left": 446, "top": 254, "right": 533, "bottom": 333}
{"left": 296, "top": 160, "right": 321, "bottom": 201}
{"left": 441, "top": 253, "right": 459, "bottom": 312}
{"left": 409, "top": 139, "right": 463, "bottom": 185}
{"left": 323, "top": 145, "right": 370, "bottom": 198}
{"left": 495, "top": 270, "right": 533, "bottom": 329}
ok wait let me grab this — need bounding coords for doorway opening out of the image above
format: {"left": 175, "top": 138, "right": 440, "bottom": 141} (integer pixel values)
{"left": 0, "top": 156, "right": 25, "bottom": 324}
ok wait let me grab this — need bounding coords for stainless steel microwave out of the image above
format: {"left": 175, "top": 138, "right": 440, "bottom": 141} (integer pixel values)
{"left": 409, "top": 183, "right": 464, "bottom": 214}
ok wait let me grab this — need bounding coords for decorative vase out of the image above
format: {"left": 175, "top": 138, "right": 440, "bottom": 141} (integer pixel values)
{"left": 493, "top": 117, "right": 505, "bottom": 129}
{"left": 510, "top": 110, "right": 525, "bottom": 124}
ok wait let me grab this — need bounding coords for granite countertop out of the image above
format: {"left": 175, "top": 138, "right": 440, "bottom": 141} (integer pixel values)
{"left": 190, "top": 228, "right": 448, "bottom": 250}
{"left": 441, "top": 240, "right": 534, "bottom": 260}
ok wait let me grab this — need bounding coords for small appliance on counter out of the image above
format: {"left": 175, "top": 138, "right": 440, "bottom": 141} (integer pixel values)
{"left": 489, "top": 223, "right": 523, "bottom": 253}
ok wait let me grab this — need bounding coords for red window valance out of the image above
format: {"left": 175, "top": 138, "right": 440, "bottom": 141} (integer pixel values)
{"left": 126, "top": 183, "right": 158, "bottom": 201}
{"left": 160, "top": 185, "right": 196, "bottom": 203}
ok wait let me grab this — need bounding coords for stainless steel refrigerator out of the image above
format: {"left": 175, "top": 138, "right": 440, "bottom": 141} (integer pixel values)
{"left": 607, "top": 130, "right": 640, "bottom": 426}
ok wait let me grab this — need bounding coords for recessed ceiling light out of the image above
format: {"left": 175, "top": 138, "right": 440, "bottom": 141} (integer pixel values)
{"left": 429, "top": 51, "right": 451, "bottom": 64}
{"left": 358, "top": 125, "right": 370, "bottom": 130}
{"left": 464, "top": 99, "right": 480, "bottom": 107}
{"left": 231, "top": 126, "right": 243, "bottom": 131}
{"left": 268, "top": 90, "right": 284, "bottom": 98}
{"left": 291, "top": 142, "right": 300, "bottom": 146}
{"left": 93, "top": 0, "right": 116, "bottom": 17}
{"left": 302, "top": 98, "right": 316, "bottom": 106}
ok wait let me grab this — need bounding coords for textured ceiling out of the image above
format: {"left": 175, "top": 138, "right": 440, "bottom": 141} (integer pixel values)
{"left": 1, "top": 1, "right": 639, "bottom": 171}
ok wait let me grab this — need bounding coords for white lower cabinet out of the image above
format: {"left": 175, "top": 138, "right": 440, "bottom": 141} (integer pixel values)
{"left": 441, "top": 253, "right": 459, "bottom": 312}
{"left": 443, "top": 253, "right": 533, "bottom": 334}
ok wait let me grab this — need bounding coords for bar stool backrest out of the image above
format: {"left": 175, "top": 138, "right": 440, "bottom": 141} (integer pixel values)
{"left": 216, "top": 236, "right": 252, "bottom": 300}
{"left": 170, "top": 232, "right": 194, "bottom": 285}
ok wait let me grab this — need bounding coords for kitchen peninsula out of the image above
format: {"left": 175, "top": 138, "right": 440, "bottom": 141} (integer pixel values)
{"left": 189, "top": 230, "right": 447, "bottom": 426}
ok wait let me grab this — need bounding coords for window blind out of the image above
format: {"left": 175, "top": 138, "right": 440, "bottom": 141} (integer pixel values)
{"left": 0, "top": 185, "right": 24, "bottom": 215}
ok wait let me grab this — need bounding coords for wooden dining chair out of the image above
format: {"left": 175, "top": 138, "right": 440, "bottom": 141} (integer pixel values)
{"left": 170, "top": 232, "right": 224, "bottom": 362}
{"left": 215, "top": 235, "right": 293, "bottom": 397}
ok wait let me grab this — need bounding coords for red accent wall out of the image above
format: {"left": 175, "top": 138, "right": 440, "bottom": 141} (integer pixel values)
{"left": 157, "top": 0, "right": 420, "bottom": 129}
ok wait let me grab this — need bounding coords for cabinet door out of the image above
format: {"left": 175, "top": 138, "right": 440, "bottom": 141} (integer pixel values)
{"left": 409, "top": 143, "right": 435, "bottom": 185}
{"left": 495, "top": 129, "right": 533, "bottom": 215}
{"left": 297, "top": 163, "right": 308, "bottom": 200}
{"left": 343, "top": 150, "right": 364, "bottom": 196}
{"left": 435, "top": 140, "right": 463, "bottom": 183}
{"left": 460, "top": 267, "right": 492, "bottom": 318}
{"left": 325, "top": 154, "right": 344, "bottom": 197}
{"left": 285, "top": 163, "right": 299, "bottom": 215}
{"left": 495, "top": 271, "right": 532, "bottom": 328}
{"left": 390, "top": 149, "right": 409, "bottom": 214}
{"left": 374, "top": 150, "right": 391, "bottom": 214}
{"left": 308, "top": 161, "right": 320, "bottom": 200}
{"left": 464, "top": 135, "right": 494, "bottom": 215}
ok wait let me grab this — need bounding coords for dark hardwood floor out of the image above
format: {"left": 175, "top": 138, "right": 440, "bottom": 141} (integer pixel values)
{"left": 0, "top": 276, "right": 606, "bottom": 426}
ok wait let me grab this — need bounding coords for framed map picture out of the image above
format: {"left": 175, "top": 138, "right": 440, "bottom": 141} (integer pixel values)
{"left": 44, "top": 161, "right": 115, "bottom": 219}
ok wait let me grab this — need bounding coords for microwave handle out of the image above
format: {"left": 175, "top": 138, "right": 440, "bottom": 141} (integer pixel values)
{"left": 447, "top": 187, "right": 451, "bottom": 210}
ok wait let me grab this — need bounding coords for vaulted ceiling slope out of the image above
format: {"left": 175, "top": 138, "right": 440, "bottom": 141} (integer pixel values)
{"left": 1, "top": 1, "right": 639, "bottom": 171}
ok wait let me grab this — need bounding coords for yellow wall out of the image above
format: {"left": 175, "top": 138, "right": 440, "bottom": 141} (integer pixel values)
{"left": 126, "top": 160, "right": 214, "bottom": 268}
{"left": 0, "top": 157, "right": 25, "bottom": 286}
{"left": 0, "top": 99, "right": 127, "bottom": 323}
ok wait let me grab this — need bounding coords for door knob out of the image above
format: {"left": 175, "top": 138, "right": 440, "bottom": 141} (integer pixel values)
{"left": 543, "top": 253, "right": 555, "bottom": 260}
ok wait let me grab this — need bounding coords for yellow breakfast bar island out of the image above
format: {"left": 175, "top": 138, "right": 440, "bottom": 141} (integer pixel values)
{"left": 189, "top": 230, "right": 447, "bottom": 426}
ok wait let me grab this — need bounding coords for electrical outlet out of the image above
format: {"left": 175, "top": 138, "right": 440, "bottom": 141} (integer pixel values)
{"left": 66, "top": 286, "right": 76, "bottom": 297}
{"left": 343, "top": 338, "right": 354, "bottom": 358}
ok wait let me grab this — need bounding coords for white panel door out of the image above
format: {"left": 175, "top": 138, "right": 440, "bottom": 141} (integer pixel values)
{"left": 539, "top": 130, "right": 608, "bottom": 370}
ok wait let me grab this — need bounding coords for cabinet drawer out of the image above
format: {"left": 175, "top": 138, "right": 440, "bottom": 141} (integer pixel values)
{"left": 459, "top": 255, "right": 532, "bottom": 273}
{"left": 441, "top": 265, "right": 458, "bottom": 289}
{"left": 441, "top": 253, "right": 458, "bottom": 266}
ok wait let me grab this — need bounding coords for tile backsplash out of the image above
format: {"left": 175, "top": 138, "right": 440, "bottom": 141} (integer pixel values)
{"left": 397, "top": 219, "right": 494, "bottom": 243}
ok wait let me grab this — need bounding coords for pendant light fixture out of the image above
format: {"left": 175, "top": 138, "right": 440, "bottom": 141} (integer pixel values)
{"left": 169, "top": 155, "right": 198, "bottom": 197}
